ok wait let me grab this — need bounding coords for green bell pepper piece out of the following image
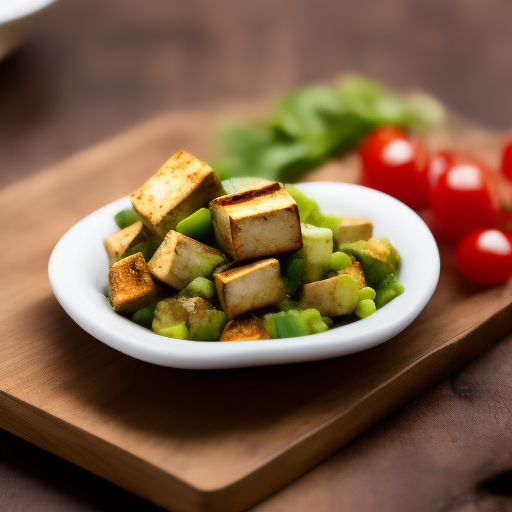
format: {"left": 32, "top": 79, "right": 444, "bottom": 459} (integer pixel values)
{"left": 176, "top": 208, "right": 216, "bottom": 246}
{"left": 374, "top": 275, "right": 405, "bottom": 309}
{"left": 114, "top": 208, "right": 139, "bottom": 230}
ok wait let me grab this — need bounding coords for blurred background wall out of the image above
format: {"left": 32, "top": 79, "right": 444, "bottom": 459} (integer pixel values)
{"left": 1, "top": 0, "right": 511, "bottom": 187}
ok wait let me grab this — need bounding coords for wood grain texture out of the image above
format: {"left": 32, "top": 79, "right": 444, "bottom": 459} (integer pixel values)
{"left": 1, "top": 105, "right": 511, "bottom": 512}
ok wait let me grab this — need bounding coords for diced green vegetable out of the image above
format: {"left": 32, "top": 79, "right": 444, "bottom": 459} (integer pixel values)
{"left": 152, "top": 298, "right": 189, "bottom": 332}
{"left": 321, "top": 316, "right": 333, "bottom": 327}
{"left": 263, "top": 308, "right": 329, "bottom": 339}
{"left": 156, "top": 323, "right": 189, "bottom": 340}
{"left": 354, "top": 299, "right": 376, "bottom": 318}
{"left": 300, "top": 308, "right": 329, "bottom": 334}
{"left": 282, "top": 256, "right": 304, "bottom": 295}
{"left": 189, "top": 309, "right": 227, "bottom": 341}
{"left": 178, "top": 277, "right": 215, "bottom": 300}
{"left": 122, "top": 239, "right": 161, "bottom": 262}
{"left": 300, "top": 223, "right": 333, "bottom": 283}
{"left": 132, "top": 304, "right": 157, "bottom": 329}
{"left": 339, "top": 238, "right": 401, "bottom": 288}
{"left": 358, "top": 287, "right": 376, "bottom": 302}
{"left": 331, "top": 251, "right": 351, "bottom": 271}
{"left": 114, "top": 208, "right": 139, "bottom": 230}
{"left": 374, "top": 275, "right": 405, "bottom": 309}
{"left": 278, "top": 297, "right": 298, "bottom": 311}
{"left": 176, "top": 208, "right": 216, "bottom": 246}
{"left": 285, "top": 184, "right": 342, "bottom": 234}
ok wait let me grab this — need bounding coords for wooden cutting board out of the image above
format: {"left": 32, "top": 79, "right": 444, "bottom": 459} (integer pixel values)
{"left": 1, "top": 101, "right": 511, "bottom": 512}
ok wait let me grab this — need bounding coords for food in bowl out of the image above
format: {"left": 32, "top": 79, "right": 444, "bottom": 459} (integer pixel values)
{"left": 104, "top": 150, "right": 404, "bottom": 341}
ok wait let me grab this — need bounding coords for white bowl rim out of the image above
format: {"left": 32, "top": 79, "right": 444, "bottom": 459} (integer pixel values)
{"left": 0, "top": 0, "right": 57, "bottom": 24}
{"left": 48, "top": 181, "right": 440, "bottom": 369}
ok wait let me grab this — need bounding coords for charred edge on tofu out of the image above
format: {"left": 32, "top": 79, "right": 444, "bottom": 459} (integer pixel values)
{"left": 106, "top": 151, "right": 403, "bottom": 340}
{"left": 210, "top": 182, "right": 282, "bottom": 206}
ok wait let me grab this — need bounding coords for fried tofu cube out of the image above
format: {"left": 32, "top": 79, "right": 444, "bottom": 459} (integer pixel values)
{"left": 148, "top": 231, "right": 227, "bottom": 290}
{"left": 103, "top": 221, "right": 149, "bottom": 266}
{"left": 220, "top": 316, "right": 271, "bottom": 341}
{"left": 108, "top": 253, "right": 156, "bottom": 313}
{"left": 335, "top": 217, "right": 373, "bottom": 245}
{"left": 209, "top": 182, "right": 302, "bottom": 262}
{"left": 301, "top": 274, "right": 359, "bottom": 317}
{"left": 130, "top": 150, "right": 223, "bottom": 236}
{"left": 338, "top": 261, "right": 367, "bottom": 290}
{"left": 214, "top": 258, "right": 285, "bottom": 319}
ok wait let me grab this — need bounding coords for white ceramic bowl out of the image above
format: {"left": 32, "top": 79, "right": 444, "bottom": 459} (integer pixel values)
{"left": 48, "top": 182, "right": 440, "bottom": 369}
{"left": 0, "top": 0, "right": 57, "bottom": 61}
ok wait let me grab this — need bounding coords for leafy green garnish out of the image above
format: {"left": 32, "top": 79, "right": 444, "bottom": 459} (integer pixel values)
{"left": 212, "top": 75, "right": 444, "bottom": 182}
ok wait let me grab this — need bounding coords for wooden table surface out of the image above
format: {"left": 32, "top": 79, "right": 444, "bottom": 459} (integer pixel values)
{"left": 2, "top": 1, "right": 512, "bottom": 511}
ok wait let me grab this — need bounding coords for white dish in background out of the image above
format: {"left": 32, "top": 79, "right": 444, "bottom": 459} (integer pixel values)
{"left": 0, "top": 0, "right": 57, "bottom": 61}
{"left": 48, "top": 182, "right": 440, "bottom": 369}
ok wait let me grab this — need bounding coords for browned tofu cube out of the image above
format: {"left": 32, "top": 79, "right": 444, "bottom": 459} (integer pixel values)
{"left": 335, "top": 217, "right": 373, "bottom": 245}
{"left": 220, "top": 316, "right": 271, "bottom": 341}
{"left": 214, "top": 258, "right": 285, "bottom": 319}
{"left": 209, "top": 182, "right": 302, "bottom": 262}
{"left": 130, "top": 150, "right": 223, "bottom": 236}
{"left": 108, "top": 253, "right": 156, "bottom": 313}
{"left": 338, "top": 262, "right": 367, "bottom": 290}
{"left": 103, "top": 221, "right": 149, "bottom": 266}
{"left": 148, "top": 231, "right": 227, "bottom": 290}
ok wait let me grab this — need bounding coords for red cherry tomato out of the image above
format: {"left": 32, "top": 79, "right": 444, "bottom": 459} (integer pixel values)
{"left": 428, "top": 151, "right": 500, "bottom": 239}
{"left": 501, "top": 134, "right": 512, "bottom": 181}
{"left": 359, "top": 127, "right": 429, "bottom": 210}
{"left": 455, "top": 229, "right": 512, "bottom": 285}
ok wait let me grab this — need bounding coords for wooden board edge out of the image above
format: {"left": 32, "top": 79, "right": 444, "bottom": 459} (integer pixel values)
{"left": 191, "top": 301, "right": 512, "bottom": 512}
{"left": 2, "top": 303, "right": 511, "bottom": 512}
{"left": 0, "top": 391, "right": 202, "bottom": 512}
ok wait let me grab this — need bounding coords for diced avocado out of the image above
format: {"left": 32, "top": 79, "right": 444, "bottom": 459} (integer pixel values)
{"left": 156, "top": 324, "right": 189, "bottom": 340}
{"left": 338, "top": 238, "right": 401, "bottom": 288}
{"left": 263, "top": 308, "right": 329, "bottom": 339}
{"left": 177, "top": 277, "right": 215, "bottom": 300}
{"left": 152, "top": 296, "right": 226, "bottom": 341}
{"left": 300, "top": 223, "right": 333, "bottom": 283}
{"left": 152, "top": 298, "right": 189, "bottom": 332}
{"left": 374, "top": 275, "right": 405, "bottom": 309}
{"left": 189, "top": 309, "right": 228, "bottom": 341}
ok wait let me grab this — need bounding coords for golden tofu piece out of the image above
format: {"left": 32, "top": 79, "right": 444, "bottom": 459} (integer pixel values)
{"left": 338, "top": 262, "right": 367, "bottom": 290}
{"left": 103, "top": 221, "right": 149, "bottom": 266}
{"left": 108, "top": 253, "right": 156, "bottom": 313}
{"left": 209, "top": 182, "right": 302, "bottom": 262}
{"left": 130, "top": 150, "right": 223, "bottom": 236}
{"left": 215, "top": 258, "right": 285, "bottom": 319}
{"left": 220, "top": 316, "right": 271, "bottom": 341}
{"left": 148, "top": 231, "right": 227, "bottom": 290}
{"left": 336, "top": 217, "right": 373, "bottom": 245}
{"left": 301, "top": 274, "right": 359, "bottom": 317}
